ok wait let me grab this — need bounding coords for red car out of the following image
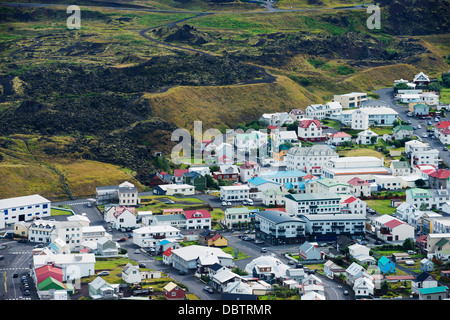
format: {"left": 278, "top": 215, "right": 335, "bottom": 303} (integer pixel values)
{"left": 117, "top": 237, "right": 127, "bottom": 242}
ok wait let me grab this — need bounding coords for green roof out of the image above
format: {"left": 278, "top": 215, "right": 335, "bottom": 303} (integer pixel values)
{"left": 225, "top": 207, "right": 251, "bottom": 214}
{"left": 435, "top": 238, "right": 449, "bottom": 247}
{"left": 317, "top": 178, "right": 350, "bottom": 187}
{"left": 38, "top": 276, "right": 66, "bottom": 291}
{"left": 408, "top": 188, "right": 431, "bottom": 198}
{"left": 391, "top": 161, "right": 410, "bottom": 169}
{"left": 393, "top": 125, "right": 413, "bottom": 133}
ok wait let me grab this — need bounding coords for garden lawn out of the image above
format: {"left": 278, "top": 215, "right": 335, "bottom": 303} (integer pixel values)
{"left": 365, "top": 200, "right": 396, "bottom": 215}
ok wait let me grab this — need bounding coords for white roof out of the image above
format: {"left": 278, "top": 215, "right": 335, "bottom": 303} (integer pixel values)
{"left": 33, "top": 253, "right": 96, "bottom": 267}
{"left": 245, "top": 255, "right": 290, "bottom": 278}
{"left": 346, "top": 262, "right": 364, "bottom": 276}
{"left": 0, "top": 194, "right": 50, "bottom": 209}
{"left": 158, "top": 184, "right": 194, "bottom": 190}
{"left": 171, "top": 245, "right": 232, "bottom": 262}
{"left": 213, "top": 269, "right": 241, "bottom": 283}
{"left": 359, "top": 107, "right": 398, "bottom": 115}
{"left": 133, "top": 225, "right": 180, "bottom": 234}
{"left": 220, "top": 185, "right": 250, "bottom": 191}
{"left": 278, "top": 131, "right": 298, "bottom": 140}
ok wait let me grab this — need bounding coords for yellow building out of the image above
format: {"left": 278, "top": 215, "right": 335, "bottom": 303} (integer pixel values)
{"left": 14, "top": 222, "right": 29, "bottom": 238}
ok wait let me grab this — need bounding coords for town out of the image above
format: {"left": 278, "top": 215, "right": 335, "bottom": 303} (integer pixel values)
{"left": 1, "top": 71, "right": 450, "bottom": 301}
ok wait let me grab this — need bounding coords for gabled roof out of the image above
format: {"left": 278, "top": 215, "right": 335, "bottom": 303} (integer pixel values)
{"left": 384, "top": 219, "right": 404, "bottom": 229}
{"left": 184, "top": 209, "right": 211, "bottom": 220}
{"left": 428, "top": 169, "right": 450, "bottom": 180}
{"left": 330, "top": 132, "right": 351, "bottom": 138}
{"left": 299, "top": 119, "right": 321, "bottom": 129}
{"left": 174, "top": 169, "right": 189, "bottom": 177}
{"left": 347, "top": 177, "right": 370, "bottom": 186}
{"left": 378, "top": 256, "right": 392, "bottom": 266}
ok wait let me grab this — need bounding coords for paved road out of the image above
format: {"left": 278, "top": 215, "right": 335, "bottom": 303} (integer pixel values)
{"left": 375, "top": 87, "right": 450, "bottom": 166}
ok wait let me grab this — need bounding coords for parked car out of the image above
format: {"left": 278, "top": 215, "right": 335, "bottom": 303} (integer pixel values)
{"left": 255, "top": 240, "right": 264, "bottom": 244}
{"left": 222, "top": 201, "right": 227, "bottom": 206}
{"left": 260, "top": 248, "right": 267, "bottom": 253}
{"left": 227, "top": 202, "right": 232, "bottom": 206}
{"left": 24, "top": 289, "right": 30, "bottom": 296}
{"left": 98, "top": 271, "right": 110, "bottom": 276}
{"left": 343, "top": 290, "right": 349, "bottom": 295}
{"left": 288, "top": 260, "right": 295, "bottom": 265}
{"left": 417, "top": 125, "right": 422, "bottom": 129}
{"left": 178, "top": 270, "right": 186, "bottom": 275}
{"left": 134, "top": 249, "right": 140, "bottom": 254}
{"left": 117, "top": 237, "right": 127, "bottom": 242}
{"left": 0, "top": 255, "right": 4, "bottom": 260}
{"left": 203, "top": 286, "right": 214, "bottom": 294}
{"left": 422, "top": 133, "right": 428, "bottom": 138}
{"left": 139, "top": 263, "right": 146, "bottom": 268}
{"left": 443, "top": 147, "right": 449, "bottom": 152}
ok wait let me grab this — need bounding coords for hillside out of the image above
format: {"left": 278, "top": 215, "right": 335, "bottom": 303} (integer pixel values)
{"left": 0, "top": 1, "right": 448, "bottom": 199}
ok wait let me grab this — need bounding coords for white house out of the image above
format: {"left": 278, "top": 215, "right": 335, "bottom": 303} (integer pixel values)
{"left": 33, "top": 253, "right": 96, "bottom": 282}
{"left": 345, "top": 262, "right": 370, "bottom": 286}
{"left": 0, "top": 194, "right": 51, "bottom": 225}
{"left": 420, "top": 92, "right": 439, "bottom": 106}
{"left": 239, "top": 161, "right": 260, "bottom": 183}
{"left": 305, "top": 104, "right": 327, "bottom": 120}
{"left": 348, "top": 243, "right": 376, "bottom": 265}
{"left": 286, "top": 144, "right": 339, "bottom": 175}
{"left": 353, "top": 276, "right": 374, "bottom": 298}
{"left": 289, "top": 109, "right": 305, "bottom": 122}
{"left": 333, "top": 92, "right": 367, "bottom": 108}
{"left": 297, "top": 119, "right": 325, "bottom": 142}
{"left": 328, "top": 132, "right": 352, "bottom": 146}
{"left": 153, "top": 184, "right": 195, "bottom": 196}
{"left": 356, "top": 130, "right": 379, "bottom": 145}
{"left": 372, "top": 175, "right": 402, "bottom": 191}
{"left": 122, "top": 263, "right": 142, "bottom": 284}
{"left": 111, "top": 207, "right": 136, "bottom": 230}
{"left": 132, "top": 226, "right": 183, "bottom": 248}
{"left": 374, "top": 215, "right": 415, "bottom": 243}
{"left": 220, "top": 185, "right": 250, "bottom": 202}
{"left": 168, "top": 245, "right": 234, "bottom": 273}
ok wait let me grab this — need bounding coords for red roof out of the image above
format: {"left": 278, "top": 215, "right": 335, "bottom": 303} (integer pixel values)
{"left": 428, "top": 169, "right": 450, "bottom": 179}
{"left": 416, "top": 234, "right": 427, "bottom": 243}
{"left": 330, "top": 132, "right": 351, "bottom": 138}
{"left": 267, "top": 125, "right": 278, "bottom": 130}
{"left": 184, "top": 209, "right": 211, "bottom": 219}
{"left": 435, "top": 121, "right": 450, "bottom": 129}
{"left": 211, "top": 233, "right": 224, "bottom": 241}
{"left": 343, "top": 196, "right": 357, "bottom": 204}
{"left": 299, "top": 119, "right": 321, "bottom": 129}
{"left": 174, "top": 169, "right": 189, "bottom": 177}
{"left": 35, "top": 265, "right": 63, "bottom": 284}
{"left": 163, "top": 247, "right": 173, "bottom": 257}
{"left": 266, "top": 208, "right": 286, "bottom": 213}
{"left": 385, "top": 275, "right": 415, "bottom": 281}
{"left": 384, "top": 219, "right": 404, "bottom": 228}
{"left": 347, "top": 177, "right": 369, "bottom": 186}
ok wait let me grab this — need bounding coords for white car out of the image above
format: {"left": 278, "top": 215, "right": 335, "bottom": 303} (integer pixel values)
{"left": 422, "top": 133, "right": 428, "bottom": 138}
{"left": 417, "top": 125, "right": 422, "bottom": 129}
{"left": 222, "top": 201, "right": 227, "bottom": 206}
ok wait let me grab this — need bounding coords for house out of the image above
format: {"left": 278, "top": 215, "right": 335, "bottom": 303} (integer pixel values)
{"left": 405, "top": 140, "right": 440, "bottom": 166}
{"left": 234, "top": 131, "right": 268, "bottom": 153}
{"left": 390, "top": 161, "right": 411, "bottom": 176}
{"left": 239, "top": 161, "right": 260, "bottom": 183}
{"left": 211, "top": 269, "right": 242, "bottom": 292}
{"left": 132, "top": 225, "right": 182, "bottom": 248}
{"left": 213, "top": 165, "right": 240, "bottom": 181}
{"left": 418, "top": 286, "right": 449, "bottom": 300}
{"left": 146, "top": 213, "right": 186, "bottom": 230}
{"left": 254, "top": 210, "right": 306, "bottom": 245}
{"left": 247, "top": 177, "right": 281, "bottom": 194}
{"left": 189, "top": 166, "right": 210, "bottom": 177}
{"left": 0, "top": 194, "right": 51, "bottom": 225}
{"left": 427, "top": 169, "right": 450, "bottom": 189}
{"left": 378, "top": 256, "right": 395, "bottom": 274}
{"left": 420, "top": 92, "right": 439, "bottom": 106}
{"left": 38, "top": 277, "right": 74, "bottom": 299}
{"left": 393, "top": 125, "right": 414, "bottom": 140}
{"left": 353, "top": 276, "right": 374, "bottom": 299}
{"left": 104, "top": 205, "right": 135, "bottom": 223}
{"left": 345, "top": 262, "right": 369, "bottom": 286}
{"left": 34, "top": 265, "right": 64, "bottom": 285}
{"left": 224, "top": 207, "right": 252, "bottom": 229}
{"left": 426, "top": 233, "right": 450, "bottom": 256}
{"left": 341, "top": 196, "right": 367, "bottom": 215}
{"left": 183, "top": 171, "right": 207, "bottom": 191}
{"left": 28, "top": 221, "right": 56, "bottom": 244}
{"left": 347, "top": 177, "right": 371, "bottom": 197}
{"left": 111, "top": 206, "right": 136, "bottom": 230}
{"left": 172, "top": 169, "right": 189, "bottom": 184}
{"left": 96, "top": 181, "right": 140, "bottom": 206}
{"left": 148, "top": 172, "right": 169, "bottom": 188}
{"left": 260, "top": 112, "right": 293, "bottom": 127}
{"left": 325, "top": 101, "right": 343, "bottom": 118}
{"left": 198, "top": 230, "right": 228, "bottom": 247}
{"left": 333, "top": 92, "right": 367, "bottom": 108}
{"left": 323, "top": 260, "right": 346, "bottom": 279}
{"left": 305, "top": 104, "right": 327, "bottom": 120}
{"left": 289, "top": 108, "right": 305, "bottom": 121}
{"left": 356, "top": 130, "right": 379, "bottom": 145}
{"left": 122, "top": 263, "right": 142, "bottom": 284}
{"left": 152, "top": 184, "right": 195, "bottom": 196}
{"left": 33, "top": 253, "right": 96, "bottom": 282}
{"left": 348, "top": 243, "right": 376, "bottom": 265}
{"left": 95, "top": 237, "right": 119, "bottom": 257}
{"left": 420, "top": 258, "right": 434, "bottom": 273}
{"left": 298, "top": 241, "right": 323, "bottom": 261}
{"left": 316, "top": 178, "right": 352, "bottom": 195}
{"left": 395, "top": 202, "right": 417, "bottom": 223}
{"left": 411, "top": 272, "right": 438, "bottom": 294}
{"left": 406, "top": 188, "right": 449, "bottom": 211}
{"left": 412, "top": 103, "right": 430, "bottom": 115}
{"left": 372, "top": 175, "right": 402, "bottom": 191}
{"left": 163, "top": 282, "right": 186, "bottom": 300}
{"left": 297, "top": 119, "right": 325, "bottom": 142}
{"left": 184, "top": 209, "right": 211, "bottom": 230}
{"left": 215, "top": 143, "right": 234, "bottom": 164}
{"left": 374, "top": 215, "right": 415, "bottom": 243}
{"left": 262, "top": 188, "right": 288, "bottom": 206}
{"left": 219, "top": 185, "right": 250, "bottom": 202}
{"left": 413, "top": 72, "right": 431, "bottom": 87}
{"left": 328, "top": 132, "right": 351, "bottom": 146}
{"left": 169, "top": 245, "right": 233, "bottom": 273}
{"left": 88, "top": 276, "right": 120, "bottom": 300}
{"left": 285, "top": 268, "right": 306, "bottom": 283}
{"left": 350, "top": 107, "right": 398, "bottom": 130}
{"left": 286, "top": 145, "right": 339, "bottom": 175}
{"left": 245, "top": 256, "right": 290, "bottom": 283}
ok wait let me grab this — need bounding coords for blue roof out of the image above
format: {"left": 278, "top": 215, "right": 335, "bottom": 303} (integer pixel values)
{"left": 261, "top": 170, "right": 307, "bottom": 179}
{"left": 418, "top": 286, "right": 448, "bottom": 294}
{"left": 248, "top": 177, "right": 276, "bottom": 186}
{"left": 378, "top": 256, "right": 392, "bottom": 266}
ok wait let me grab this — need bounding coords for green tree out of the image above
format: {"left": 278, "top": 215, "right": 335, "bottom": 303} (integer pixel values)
{"left": 402, "top": 238, "right": 415, "bottom": 251}
{"left": 415, "top": 179, "right": 426, "bottom": 188}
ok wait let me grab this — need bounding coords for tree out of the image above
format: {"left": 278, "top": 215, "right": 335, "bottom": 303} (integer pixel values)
{"left": 381, "top": 280, "right": 390, "bottom": 294}
{"left": 402, "top": 238, "right": 415, "bottom": 251}
{"left": 415, "top": 179, "right": 426, "bottom": 188}
{"left": 394, "top": 82, "right": 409, "bottom": 92}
